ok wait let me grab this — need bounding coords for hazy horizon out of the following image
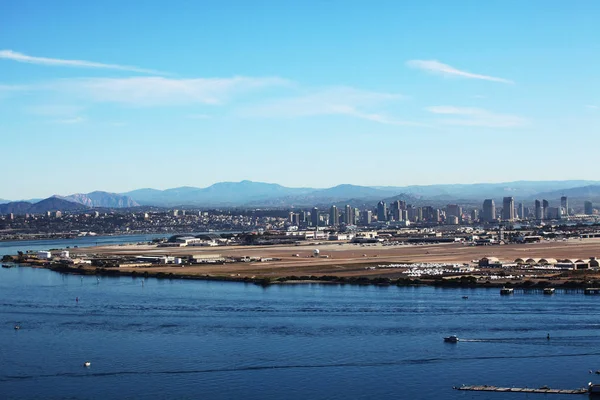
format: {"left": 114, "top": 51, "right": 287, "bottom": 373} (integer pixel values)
{"left": 2, "top": 178, "right": 599, "bottom": 202}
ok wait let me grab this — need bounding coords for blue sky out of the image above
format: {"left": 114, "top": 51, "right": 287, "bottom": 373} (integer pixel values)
{"left": 1, "top": 0, "right": 599, "bottom": 199}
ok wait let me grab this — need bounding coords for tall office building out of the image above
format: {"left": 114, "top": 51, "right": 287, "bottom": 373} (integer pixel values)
{"left": 344, "top": 205, "right": 353, "bottom": 225}
{"left": 432, "top": 209, "right": 441, "bottom": 223}
{"left": 421, "top": 206, "right": 434, "bottom": 222}
{"left": 391, "top": 200, "right": 402, "bottom": 221}
{"left": 542, "top": 199, "right": 549, "bottom": 219}
{"left": 288, "top": 211, "right": 295, "bottom": 223}
{"left": 518, "top": 203, "right": 525, "bottom": 219}
{"left": 471, "top": 209, "right": 479, "bottom": 222}
{"left": 547, "top": 207, "right": 560, "bottom": 220}
{"left": 561, "top": 196, "right": 568, "bottom": 216}
{"left": 585, "top": 201, "right": 594, "bottom": 215}
{"left": 482, "top": 199, "right": 496, "bottom": 222}
{"left": 361, "top": 210, "right": 372, "bottom": 225}
{"left": 534, "top": 200, "right": 543, "bottom": 220}
{"left": 502, "top": 197, "right": 515, "bottom": 221}
{"left": 377, "top": 201, "right": 387, "bottom": 222}
{"left": 299, "top": 210, "right": 307, "bottom": 223}
{"left": 329, "top": 205, "right": 339, "bottom": 226}
{"left": 446, "top": 204, "right": 462, "bottom": 222}
{"left": 401, "top": 209, "right": 409, "bottom": 221}
{"left": 311, "top": 207, "right": 319, "bottom": 227}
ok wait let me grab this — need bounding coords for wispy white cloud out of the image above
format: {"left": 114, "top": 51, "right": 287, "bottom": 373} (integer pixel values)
{"left": 586, "top": 105, "right": 599, "bottom": 110}
{"left": 27, "top": 104, "right": 84, "bottom": 117}
{"left": 0, "top": 50, "right": 166, "bottom": 75}
{"left": 407, "top": 60, "right": 514, "bottom": 84}
{"left": 187, "top": 114, "right": 211, "bottom": 119}
{"left": 239, "top": 87, "right": 420, "bottom": 126}
{"left": 52, "top": 116, "right": 86, "bottom": 124}
{"left": 2, "top": 76, "right": 290, "bottom": 106}
{"left": 426, "top": 106, "right": 527, "bottom": 128}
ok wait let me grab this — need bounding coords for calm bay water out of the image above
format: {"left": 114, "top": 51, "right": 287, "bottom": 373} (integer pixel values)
{"left": 0, "top": 234, "right": 169, "bottom": 257}
{"left": 1, "top": 267, "right": 600, "bottom": 399}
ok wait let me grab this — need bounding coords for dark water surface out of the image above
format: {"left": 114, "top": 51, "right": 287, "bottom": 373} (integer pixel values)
{"left": 1, "top": 267, "right": 599, "bottom": 399}
{"left": 0, "top": 234, "right": 169, "bottom": 257}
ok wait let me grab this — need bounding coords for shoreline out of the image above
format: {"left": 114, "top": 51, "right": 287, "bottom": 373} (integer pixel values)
{"left": 35, "top": 263, "right": 600, "bottom": 290}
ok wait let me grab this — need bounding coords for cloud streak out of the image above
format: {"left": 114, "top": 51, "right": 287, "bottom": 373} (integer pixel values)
{"left": 239, "top": 87, "right": 421, "bottom": 126}
{"left": 407, "top": 60, "right": 513, "bottom": 84}
{"left": 52, "top": 116, "right": 86, "bottom": 124}
{"left": 63, "top": 76, "right": 290, "bottom": 106}
{"left": 2, "top": 76, "right": 290, "bottom": 106}
{"left": 0, "top": 50, "right": 166, "bottom": 75}
{"left": 426, "top": 105, "right": 526, "bottom": 127}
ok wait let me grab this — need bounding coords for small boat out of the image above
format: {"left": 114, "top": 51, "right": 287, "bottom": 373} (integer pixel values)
{"left": 589, "top": 382, "right": 600, "bottom": 394}
{"left": 444, "top": 335, "right": 459, "bottom": 343}
{"left": 543, "top": 288, "right": 555, "bottom": 295}
{"left": 462, "top": 296, "right": 469, "bottom": 299}
{"left": 83, "top": 361, "right": 91, "bottom": 367}
{"left": 2, "top": 264, "right": 13, "bottom": 269}
{"left": 14, "top": 325, "right": 20, "bottom": 330}
{"left": 500, "top": 288, "right": 514, "bottom": 295}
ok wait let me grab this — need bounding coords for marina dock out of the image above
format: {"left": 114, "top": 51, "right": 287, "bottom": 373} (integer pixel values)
{"left": 455, "top": 385, "right": 588, "bottom": 395}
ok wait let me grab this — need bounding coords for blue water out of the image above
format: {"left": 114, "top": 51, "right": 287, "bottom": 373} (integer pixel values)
{"left": 0, "top": 234, "right": 169, "bottom": 257}
{"left": 1, "top": 267, "right": 600, "bottom": 399}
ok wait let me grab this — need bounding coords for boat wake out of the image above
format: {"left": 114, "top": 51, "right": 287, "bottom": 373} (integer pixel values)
{"left": 4, "top": 351, "right": 600, "bottom": 382}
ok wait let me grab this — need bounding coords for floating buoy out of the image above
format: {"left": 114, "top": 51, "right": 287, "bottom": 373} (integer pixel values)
{"left": 14, "top": 325, "right": 20, "bottom": 330}
{"left": 83, "top": 361, "right": 91, "bottom": 367}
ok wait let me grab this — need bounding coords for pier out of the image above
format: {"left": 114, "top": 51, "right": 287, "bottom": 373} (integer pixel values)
{"left": 455, "top": 385, "right": 588, "bottom": 395}
{"left": 453, "top": 385, "right": 590, "bottom": 394}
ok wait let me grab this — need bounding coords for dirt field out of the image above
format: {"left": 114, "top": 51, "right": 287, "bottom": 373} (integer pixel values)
{"left": 69, "top": 238, "right": 600, "bottom": 279}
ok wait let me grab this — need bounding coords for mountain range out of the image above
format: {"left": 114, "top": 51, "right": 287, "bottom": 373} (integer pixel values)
{"left": 122, "top": 180, "right": 600, "bottom": 208}
{"left": 3, "top": 180, "right": 600, "bottom": 213}
{"left": 0, "top": 197, "right": 88, "bottom": 214}
{"left": 61, "top": 191, "right": 140, "bottom": 208}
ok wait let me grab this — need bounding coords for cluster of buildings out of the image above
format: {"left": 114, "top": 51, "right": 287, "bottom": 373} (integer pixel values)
{"left": 481, "top": 196, "right": 593, "bottom": 223}
{"left": 479, "top": 256, "right": 600, "bottom": 270}
{"left": 1, "top": 195, "right": 598, "bottom": 242}
{"left": 288, "top": 196, "right": 596, "bottom": 230}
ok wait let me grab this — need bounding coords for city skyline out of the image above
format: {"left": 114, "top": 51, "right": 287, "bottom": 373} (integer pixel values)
{"left": 2, "top": 1, "right": 600, "bottom": 198}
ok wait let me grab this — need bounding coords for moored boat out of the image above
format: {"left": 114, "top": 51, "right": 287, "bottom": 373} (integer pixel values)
{"left": 500, "top": 287, "right": 514, "bottom": 295}
{"left": 444, "top": 335, "right": 459, "bottom": 343}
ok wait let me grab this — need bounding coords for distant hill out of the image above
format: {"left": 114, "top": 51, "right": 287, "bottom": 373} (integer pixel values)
{"left": 527, "top": 185, "right": 600, "bottom": 208}
{"left": 308, "top": 184, "right": 397, "bottom": 200}
{"left": 120, "top": 180, "right": 600, "bottom": 208}
{"left": 247, "top": 185, "right": 405, "bottom": 208}
{"left": 6, "top": 180, "right": 600, "bottom": 210}
{"left": 0, "top": 197, "right": 87, "bottom": 215}
{"left": 0, "top": 201, "right": 33, "bottom": 214}
{"left": 377, "top": 180, "right": 600, "bottom": 200}
{"left": 124, "top": 180, "right": 312, "bottom": 206}
{"left": 64, "top": 191, "right": 139, "bottom": 208}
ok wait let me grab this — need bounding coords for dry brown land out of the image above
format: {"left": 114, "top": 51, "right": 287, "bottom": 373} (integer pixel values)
{"left": 67, "top": 238, "right": 600, "bottom": 280}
